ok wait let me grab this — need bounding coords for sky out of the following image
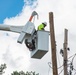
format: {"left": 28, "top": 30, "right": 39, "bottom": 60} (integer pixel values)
{"left": 0, "top": 0, "right": 24, "bottom": 23}
{"left": 0, "top": 0, "right": 76, "bottom": 75}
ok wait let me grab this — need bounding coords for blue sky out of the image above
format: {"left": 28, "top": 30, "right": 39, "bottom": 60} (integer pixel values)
{"left": 0, "top": 0, "right": 37, "bottom": 23}
{"left": 0, "top": 0, "right": 76, "bottom": 75}
{"left": 0, "top": 0, "right": 24, "bottom": 23}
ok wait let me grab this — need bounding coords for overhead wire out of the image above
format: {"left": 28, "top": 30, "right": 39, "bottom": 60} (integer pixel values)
{"left": 73, "top": 68, "right": 76, "bottom": 71}
{"left": 48, "top": 65, "right": 51, "bottom": 75}
{"left": 73, "top": 68, "right": 76, "bottom": 75}
{"left": 48, "top": 62, "right": 52, "bottom": 69}
{"left": 57, "top": 48, "right": 61, "bottom": 69}
{"left": 47, "top": 62, "right": 53, "bottom": 75}
{"left": 74, "top": 72, "right": 76, "bottom": 75}
{"left": 71, "top": 53, "right": 76, "bottom": 63}
{"left": 58, "top": 69, "right": 64, "bottom": 75}
{"left": 67, "top": 53, "right": 76, "bottom": 75}
{"left": 48, "top": 51, "right": 76, "bottom": 75}
{"left": 48, "top": 62, "right": 64, "bottom": 69}
{"left": 48, "top": 62, "right": 63, "bottom": 75}
{"left": 68, "top": 53, "right": 76, "bottom": 59}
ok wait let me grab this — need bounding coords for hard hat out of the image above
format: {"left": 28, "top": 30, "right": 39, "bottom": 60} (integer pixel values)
{"left": 43, "top": 22, "right": 47, "bottom": 26}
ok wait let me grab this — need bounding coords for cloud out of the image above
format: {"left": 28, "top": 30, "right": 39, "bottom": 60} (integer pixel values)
{"left": 3, "top": 0, "right": 38, "bottom": 25}
{"left": 0, "top": 0, "right": 76, "bottom": 75}
{"left": 2, "top": 47, "right": 18, "bottom": 68}
{"left": 24, "top": 0, "right": 38, "bottom": 9}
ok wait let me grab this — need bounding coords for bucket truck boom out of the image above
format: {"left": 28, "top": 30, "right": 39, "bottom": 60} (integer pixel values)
{"left": 0, "top": 11, "right": 38, "bottom": 44}
{"left": 17, "top": 11, "right": 38, "bottom": 43}
{"left": 0, "top": 11, "right": 49, "bottom": 59}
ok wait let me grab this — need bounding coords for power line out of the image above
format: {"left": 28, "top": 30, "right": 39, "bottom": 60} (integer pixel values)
{"left": 48, "top": 53, "right": 76, "bottom": 74}
{"left": 68, "top": 53, "right": 76, "bottom": 60}
{"left": 48, "top": 62, "right": 63, "bottom": 69}
{"left": 67, "top": 53, "right": 76, "bottom": 75}
{"left": 48, "top": 62, "right": 52, "bottom": 69}
{"left": 58, "top": 69, "right": 64, "bottom": 75}
{"left": 71, "top": 54, "right": 76, "bottom": 63}
{"left": 48, "top": 62, "right": 64, "bottom": 75}
{"left": 57, "top": 49, "right": 61, "bottom": 69}
{"left": 48, "top": 66, "right": 51, "bottom": 75}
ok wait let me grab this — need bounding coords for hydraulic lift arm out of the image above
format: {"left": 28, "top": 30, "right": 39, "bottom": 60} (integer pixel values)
{"left": 0, "top": 25, "right": 23, "bottom": 33}
{"left": 17, "top": 11, "right": 38, "bottom": 43}
{"left": 0, "top": 11, "right": 38, "bottom": 33}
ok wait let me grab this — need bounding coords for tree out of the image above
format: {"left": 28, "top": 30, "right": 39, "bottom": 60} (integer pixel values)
{"left": 19, "top": 71, "right": 26, "bottom": 75}
{"left": 25, "top": 71, "right": 39, "bottom": 75}
{"left": 0, "top": 63, "right": 7, "bottom": 75}
{"left": 11, "top": 71, "right": 20, "bottom": 75}
{"left": 11, "top": 71, "right": 39, "bottom": 75}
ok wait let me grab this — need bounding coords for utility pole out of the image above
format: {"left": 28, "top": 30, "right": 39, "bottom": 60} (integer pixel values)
{"left": 63, "top": 29, "right": 68, "bottom": 75}
{"left": 49, "top": 12, "right": 58, "bottom": 75}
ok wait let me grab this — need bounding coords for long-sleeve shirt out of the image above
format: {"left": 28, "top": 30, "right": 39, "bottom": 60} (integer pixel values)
{"left": 37, "top": 24, "right": 44, "bottom": 30}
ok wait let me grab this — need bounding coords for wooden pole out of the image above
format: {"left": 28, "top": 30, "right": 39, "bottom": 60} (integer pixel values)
{"left": 63, "top": 29, "right": 68, "bottom": 75}
{"left": 49, "top": 12, "right": 58, "bottom": 75}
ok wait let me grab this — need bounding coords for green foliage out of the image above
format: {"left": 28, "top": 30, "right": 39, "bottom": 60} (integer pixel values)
{"left": 11, "top": 71, "right": 39, "bottom": 75}
{"left": 25, "top": 71, "right": 39, "bottom": 75}
{"left": 0, "top": 63, "right": 7, "bottom": 72}
{"left": 11, "top": 71, "right": 20, "bottom": 75}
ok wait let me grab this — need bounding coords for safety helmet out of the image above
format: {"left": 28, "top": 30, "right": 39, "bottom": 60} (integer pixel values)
{"left": 42, "top": 22, "right": 47, "bottom": 26}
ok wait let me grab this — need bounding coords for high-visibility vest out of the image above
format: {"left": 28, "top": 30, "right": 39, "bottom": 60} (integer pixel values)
{"left": 37, "top": 24, "right": 44, "bottom": 30}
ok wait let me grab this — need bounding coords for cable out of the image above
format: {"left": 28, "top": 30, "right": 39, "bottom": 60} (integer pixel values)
{"left": 74, "top": 72, "right": 76, "bottom": 75}
{"left": 58, "top": 65, "right": 64, "bottom": 69}
{"left": 48, "top": 62, "right": 53, "bottom": 75}
{"left": 48, "top": 62, "right": 64, "bottom": 69}
{"left": 48, "top": 53, "right": 76, "bottom": 75}
{"left": 48, "top": 66, "right": 51, "bottom": 75}
{"left": 68, "top": 53, "right": 76, "bottom": 59}
{"left": 48, "top": 62, "right": 53, "bottom": 69}
{"left": 67, "top": 53, "right": 76, "bottom": 75}
{"left": 48, "top": 62, "right": 64, "bottom": 75}
{"left": 73, "top": 68, "right": 76, "bottom": 75}
{"left": 58, "top": 69, "right": 64, "bottom": 75}
{"left": 73, "top": 68, "right": 76, "bottom": 71}
{"left": 57, "top": 49, "right": 61, "bottom": 67}
{"left": 71, "top": 54, "right": 76, "bottom": 63}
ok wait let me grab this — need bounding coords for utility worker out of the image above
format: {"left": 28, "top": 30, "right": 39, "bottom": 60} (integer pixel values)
{"left": 37, "top": 22, "right": 47, "bottom": 30}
